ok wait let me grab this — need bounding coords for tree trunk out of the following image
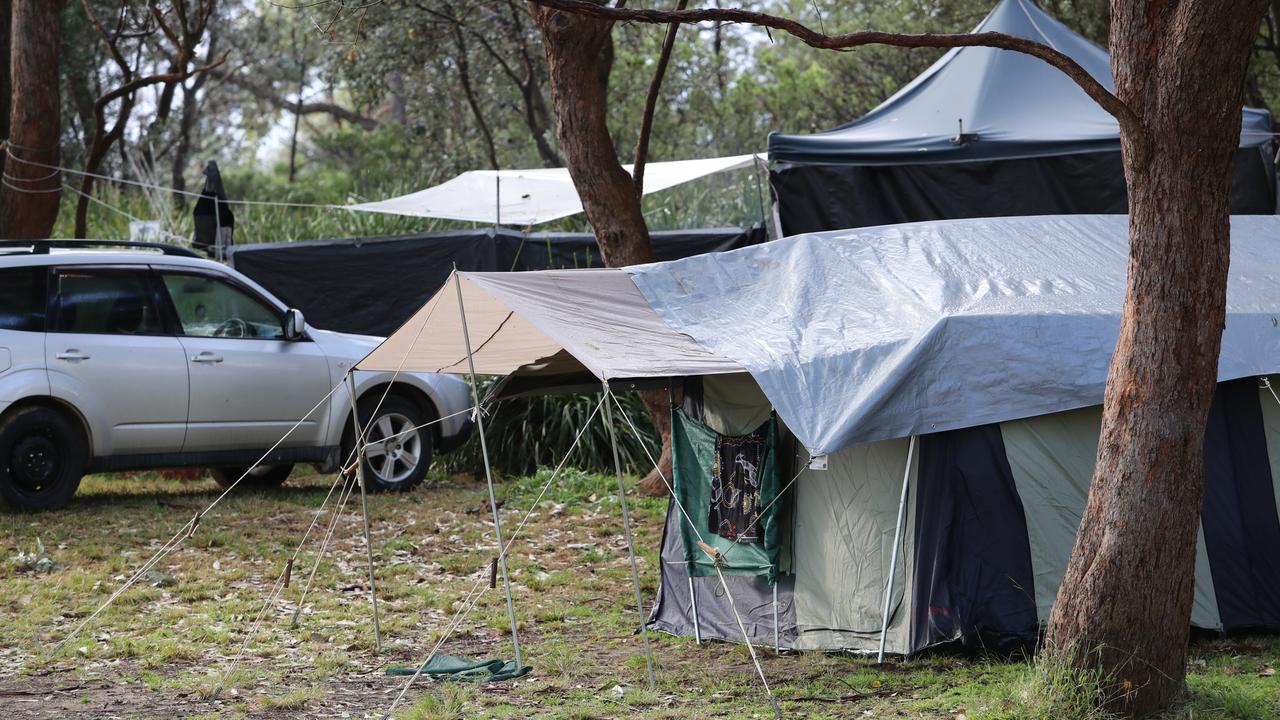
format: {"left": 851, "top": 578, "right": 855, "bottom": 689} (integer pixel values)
{"left": 1044, "top": 2, "right": 1266, "bottom": 716}
{"left": 0, "top": 0, "right": 62, "bottom": 239}
{"left": 1, "top": 3, "right": 12, "bottom": 182}
{"left": 529, "top": 3, "right": 672, "bottom": 494}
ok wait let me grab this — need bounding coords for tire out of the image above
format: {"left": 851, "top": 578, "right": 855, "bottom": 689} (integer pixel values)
{"left": 209, "top": 463, "right": 294, "bottom": 489}
{"left": 0, "top": 405, "right": 88, "bottom": 512}
{"left": 343, "top": 394, "right": 434, "bottom": 492}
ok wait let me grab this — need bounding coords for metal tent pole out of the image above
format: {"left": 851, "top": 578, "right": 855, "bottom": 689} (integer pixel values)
{"left": 347, "top": 371, "right": 383, "bottom": 653}
{"left": 454, "top": 270, "right": 522, "bottom": 667}
{"left": 773, "top": 583, "right": 780, "bottom": 655}
{"left": 601, "top": 383, "right": 657, "bottom": 691}
{"left": 751, "top": 155, "right": 769, "bottom": 234}
{"left": 688, "top": 576, "right": 702, "bottom": 645}
{"left": 877, "top": 434, "right": 916, "bottom": 664}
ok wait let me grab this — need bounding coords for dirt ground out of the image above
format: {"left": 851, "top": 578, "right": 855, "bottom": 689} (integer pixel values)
{"left": 1, "top": 469, "right": 1276, "bottom": 720}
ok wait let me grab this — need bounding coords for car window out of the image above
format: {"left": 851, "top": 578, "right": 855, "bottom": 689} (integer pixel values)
{"left": 0, "top": 267, "right": 47, "bottom": 332}
{"left": 161, "top": 274, "right": 284, "bottom": 339}
{"left": 54, "top": 270, "right": 164, "bottom": 335}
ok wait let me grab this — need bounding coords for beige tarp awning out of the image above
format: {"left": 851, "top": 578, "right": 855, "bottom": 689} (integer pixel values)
{"left": 356, "top": 269, "right": 742, "bottom": 381}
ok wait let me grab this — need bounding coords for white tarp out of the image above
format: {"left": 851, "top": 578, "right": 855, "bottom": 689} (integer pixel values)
{"left": 347, "top": 154, "right": 761, "bottom": 226}
{"left": 628, "top": 215, "right": 1280, "bottom": 455}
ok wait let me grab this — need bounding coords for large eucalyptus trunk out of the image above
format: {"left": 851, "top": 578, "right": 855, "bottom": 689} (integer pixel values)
{"left": 1044, "top": 2, "right": 1267, "bottom": 715}
{"left": 528, "top": 3, "right": 673, "bottom": 495}
{"left": 0, "top": 0, "right": 62, "bottom": 239}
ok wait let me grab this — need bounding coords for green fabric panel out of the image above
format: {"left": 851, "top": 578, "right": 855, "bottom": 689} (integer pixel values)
{"left": 701, "top": 373, "right": 796, "bottom": 574}
{"left": 1259, "top": 378, "right": 1280, "bottom": 538}
{"left": 1001, "top": 406, "right": 1220, "bottom": 631}
{"left": 791, "top": 437, "right": 915, "bottom": 654}
{"left": 672, "top": 407, "right": 781, "bottom": 582}
{"left": 702, "top": 373, "right": 774, "bottom": 435}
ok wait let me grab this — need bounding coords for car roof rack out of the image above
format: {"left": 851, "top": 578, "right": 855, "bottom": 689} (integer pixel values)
{"left": 0, "top": 239, "right": 201, "bottom": 258}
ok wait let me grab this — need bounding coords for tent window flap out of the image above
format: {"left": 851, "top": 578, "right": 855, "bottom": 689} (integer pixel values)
{"left": 672, "top": 408, "right": 784, "bottom": 582}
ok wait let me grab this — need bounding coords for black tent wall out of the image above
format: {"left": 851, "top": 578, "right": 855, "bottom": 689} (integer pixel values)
{"left": 1201, "top": 379, "right": 1280, "bottom": 633}
{"left": 771, "top": 146, "right": 1276, "bottom": 236}
{"left": 911, "top": 425, "right": 1039, "bottom": 654}
{"left": 228, "top": 225, "right": 765, "bottom": 336}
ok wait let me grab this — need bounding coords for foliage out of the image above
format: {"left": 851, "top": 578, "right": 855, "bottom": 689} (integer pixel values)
{"left": 438, "top": 387, "right": 660, "bottom": 478}
{"left": 40, "top": 0, "right": 1280, "bottom": 245}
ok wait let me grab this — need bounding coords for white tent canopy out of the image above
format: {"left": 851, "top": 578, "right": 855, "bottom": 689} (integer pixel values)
{"left": 347, "top": 154, "right": 763, "bottom": 226}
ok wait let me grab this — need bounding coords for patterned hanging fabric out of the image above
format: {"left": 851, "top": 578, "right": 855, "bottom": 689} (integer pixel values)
{"left": 710, "top": 429, "right": 768, "bottom": 544}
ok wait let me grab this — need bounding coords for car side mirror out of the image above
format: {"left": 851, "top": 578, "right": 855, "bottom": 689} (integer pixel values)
{"left": 284, "top": 308, "right": 305, "bottom": 340}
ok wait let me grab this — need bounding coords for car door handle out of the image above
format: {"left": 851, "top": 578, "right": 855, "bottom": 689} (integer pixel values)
{"left": 191, "top": 352, "right": 224, "bottom": 364}
{"left": 55, "top": 350, "right": 91, "bottom": 361}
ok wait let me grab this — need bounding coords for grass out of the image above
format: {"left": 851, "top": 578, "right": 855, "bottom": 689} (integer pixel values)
{"left": 1, "top": 467, "right": 1277, "bottom": 719}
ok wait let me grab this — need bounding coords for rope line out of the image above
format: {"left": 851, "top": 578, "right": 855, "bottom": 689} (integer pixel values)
{"left": 216, "top": 467, "right": 350, "bottom": 696}
{"left": 608, "top": 392, "right": 782, "bottom": 717}
{"left": 1, "top": 177, "right": 62, "bottom": 193}
{"left": 3, "top": 167, "right": 61, "bottom": 183}
{"left": 381, "top": 394, "right": 608, "bottom": 716}
{"left": 383, "top": 574, "right": 492, "bottom": 717}
{"left": 365, "top": 405, "right": 474, "bottom": 447}
{"left": 3, "top": 145, "right": 353, "bottom": 210}
{"left": 723, "top": 462, "right": 808, "bottom": 557}
{"left": 288, "top": 474, "right": 360, "bottom": 628}
{"left": 52, "top": 378, "right": 346, "bottom": 655}
{"left": 1263, "top": 376, "right": 1280, "bottom": 408}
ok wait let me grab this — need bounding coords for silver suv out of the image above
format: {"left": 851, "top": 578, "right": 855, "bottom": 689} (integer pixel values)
{"left": 0, "top": 241, "right": 473, "bottom": 511}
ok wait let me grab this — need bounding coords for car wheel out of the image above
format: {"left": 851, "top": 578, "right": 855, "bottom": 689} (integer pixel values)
{"left": 209, "top": 463, "right": 294, "bottom": 489}
{"left": 0, "top": 405, "right": 88, "bottom": 511}
{"left": 344, "top": 395, "right": 433, "bottom": 492}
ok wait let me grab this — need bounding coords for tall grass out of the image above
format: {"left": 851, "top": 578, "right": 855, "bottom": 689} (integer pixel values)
{"left": 439, "top": 390, "right": 660, "bottom": 477}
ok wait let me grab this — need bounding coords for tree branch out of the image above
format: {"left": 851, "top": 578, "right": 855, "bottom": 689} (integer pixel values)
{"left": 216, "top": 71, "right": 380, "bottom": 130}
{"left": 96, "top": 51, "right": 229, "bottom": 108}
{"left": 527, "top": 0, "right": 1142, "bottom": 137}
{"left": 633, "top": 0, "right": 687, "bottom": 196}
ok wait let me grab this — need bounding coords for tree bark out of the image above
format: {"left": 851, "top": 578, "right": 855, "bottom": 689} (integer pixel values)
{"left": 0, "top": 0, "right": 62, "bottom": 240}
{"left": 1044, "top": 2, "right": 1267, "bottom": 716}
{"left": 528, "top": 2, "right": 674, "bottom": 494}
{"left": 1, "top": 3, "right": 12, "bottom": 182}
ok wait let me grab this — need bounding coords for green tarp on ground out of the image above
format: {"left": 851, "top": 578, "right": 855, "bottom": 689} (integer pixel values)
{"left": 386, "top": 655, "right": 531, "bottom": 682}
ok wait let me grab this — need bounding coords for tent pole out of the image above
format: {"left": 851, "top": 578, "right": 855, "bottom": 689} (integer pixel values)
{"left": 773, "top": 582, "right": 780, "bottom": 655}
{"left": 752, "top": 155, "right": 769, "bottom": 234}
{"left": 601, "top": 383, "right": 657, "bottom": 692}
{"left": 877, "top": 434, "right": 916, "bottom": 664}
{"left": 454, "top": 270, "right": 522, "bottom": 668}
{"left": 688, "top": 576, "right": 701, "bottom": 644}
{"left": 347, "top": 371, "right": 383, "bottom": 653}
{"left": 494, "top": 175, "right": 501, "bottom": 229}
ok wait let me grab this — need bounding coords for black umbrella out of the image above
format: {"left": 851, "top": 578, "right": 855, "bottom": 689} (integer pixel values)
{"left": 192, "top": 160, "right": 234, "bottom": 258}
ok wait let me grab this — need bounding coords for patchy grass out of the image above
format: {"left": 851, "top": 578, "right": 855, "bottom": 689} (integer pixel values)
{"left": 1, "top": 467, "right": 1277, "bottom": 718}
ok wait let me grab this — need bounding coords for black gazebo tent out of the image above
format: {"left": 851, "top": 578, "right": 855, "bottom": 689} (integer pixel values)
{"left": 768, "top": 0, "right": 1277, "bottom": 235}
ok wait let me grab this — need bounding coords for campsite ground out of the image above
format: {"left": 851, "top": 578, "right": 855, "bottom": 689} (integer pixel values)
{"left": 0, "top": 469, "right": 1276, "bottom": 720}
